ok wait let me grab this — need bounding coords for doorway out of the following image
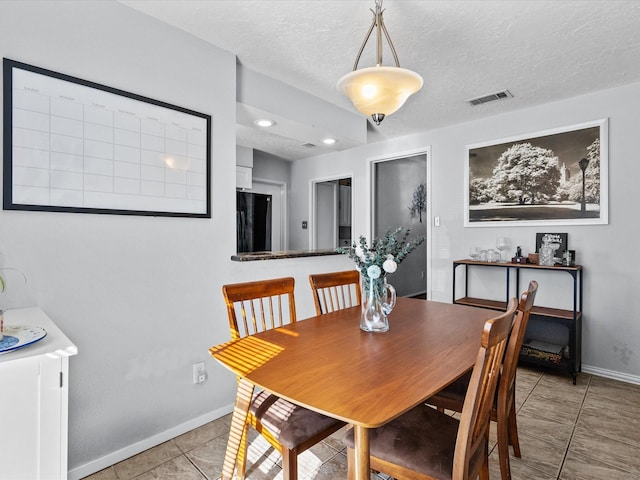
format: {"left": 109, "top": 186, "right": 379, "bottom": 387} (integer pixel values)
{"left": 312, "top": 177, "right": 352, "bottom": 250}
{"left": 249, "top": 179, "right": 286, "bottom": 251}
{"left": 372, "top": 152, "right": 429, "bottom": 298}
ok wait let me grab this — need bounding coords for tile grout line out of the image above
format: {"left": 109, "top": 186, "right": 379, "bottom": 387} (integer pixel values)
{"left": 554, "top": 373, "right": 592, "bottom": 480}
{"left": 514, "top": 370, "right": 544, "bottom": 415}
{"left": 184, "top": 453, "right": 211, "bottom": 480}
{"left": 514, "top": 370, "right": 573, "bottom": 480}
{"left": 563, "top": 378, "right": 640, "bottom": 476}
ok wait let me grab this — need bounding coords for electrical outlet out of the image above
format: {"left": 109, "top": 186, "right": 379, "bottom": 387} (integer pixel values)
{"left": 193, "top": 361, "right": 207, "bottom": 384}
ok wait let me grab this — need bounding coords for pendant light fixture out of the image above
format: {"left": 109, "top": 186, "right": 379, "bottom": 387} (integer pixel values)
{"left": 337, "top": 0, "right": 423, "bottom": 125}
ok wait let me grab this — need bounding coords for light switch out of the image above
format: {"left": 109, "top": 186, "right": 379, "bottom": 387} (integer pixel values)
{"left": 434, "top": 216, "right": 440, "bottom": 227}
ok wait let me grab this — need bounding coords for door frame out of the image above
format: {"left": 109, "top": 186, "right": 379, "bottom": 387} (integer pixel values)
{"left": 367, "top": 147, "right": 433, "bottom": 299}
{"left": 252, "top": 177, "right": 287, "bottom": 251}
{"left": 315, "top": 181, "right": 338, "bottom": 249}
{"left": 310, "top": 173, "right": 354, "bottom": 250}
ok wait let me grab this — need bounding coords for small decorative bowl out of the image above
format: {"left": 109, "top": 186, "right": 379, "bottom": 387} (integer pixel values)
{"left": 528, "top": 253, "right": 539, "bottom": 264}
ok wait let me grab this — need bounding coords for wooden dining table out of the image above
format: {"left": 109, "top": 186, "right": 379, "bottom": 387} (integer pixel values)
{"left": 209, "top": 297, "right": 499, "bottom": 480}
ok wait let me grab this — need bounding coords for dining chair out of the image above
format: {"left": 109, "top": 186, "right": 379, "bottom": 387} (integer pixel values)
{"left": 343, "top": 298, "right": 518, "bottom": 480}
{"left": 426, "top": 280, "right": 538, "bottom": 480}
{"left": 308, "top": 270, "right": 362, "bottom": 315}
{"left": 222, "top": 277, "right": 346, "bottom": 480}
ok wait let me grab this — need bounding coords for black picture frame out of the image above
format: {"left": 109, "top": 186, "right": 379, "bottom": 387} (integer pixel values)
{"left": 3, "top": 58, "right": 211, "bottom": 218}
{"left": 535, "top": 232, "right": 568, "bottom": 257}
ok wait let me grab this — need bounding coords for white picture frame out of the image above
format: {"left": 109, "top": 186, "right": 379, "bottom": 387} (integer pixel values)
{"left": 464, "top": 119, "right": 608, "bottom": 227}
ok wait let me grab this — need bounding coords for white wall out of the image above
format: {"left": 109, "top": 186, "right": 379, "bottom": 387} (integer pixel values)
{"left": 252, "top": 150, "right": 291, "bottom": 185}
{"left": 292, "top": 82, "right": 640, "bottom": 383}
{"left": 0, "top": 1, "right": 353, "bottom": 478}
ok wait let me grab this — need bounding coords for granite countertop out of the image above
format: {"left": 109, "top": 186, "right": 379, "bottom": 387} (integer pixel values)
{"left": 231, "top": 249, "right": 342, "bottom": 262}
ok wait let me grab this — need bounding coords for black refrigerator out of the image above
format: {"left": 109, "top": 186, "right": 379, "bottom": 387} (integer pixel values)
{"left": 236, "top": 191, "right": 272, "bottom": 253}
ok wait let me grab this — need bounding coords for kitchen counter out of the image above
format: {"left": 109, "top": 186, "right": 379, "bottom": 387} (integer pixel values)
{"left": 231, "top": 249, "right": 342, "bottom": 262}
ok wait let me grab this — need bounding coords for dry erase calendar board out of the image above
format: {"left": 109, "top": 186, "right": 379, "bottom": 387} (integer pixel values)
{"left": 3, "top": 59, "right": 211, "bottom": 217}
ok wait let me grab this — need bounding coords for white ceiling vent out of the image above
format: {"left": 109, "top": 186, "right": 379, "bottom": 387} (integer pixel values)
{"left": 467, "top": 90, "right": 513, "bottom": 106}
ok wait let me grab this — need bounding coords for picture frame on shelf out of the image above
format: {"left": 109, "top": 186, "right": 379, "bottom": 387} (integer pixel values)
{"left": 535, "top": 232, "right": 568, "bottom": 257}
{"left": 3, "top": 58, "right": 211, "bottom": 218}
{"left": 464, "top": 118, "right": 608, "bottom": 227}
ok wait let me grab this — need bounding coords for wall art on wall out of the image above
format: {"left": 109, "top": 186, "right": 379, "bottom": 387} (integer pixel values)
{"left": 464, "top": 119, "right": 608, "bottom": 227}
{"left": 3, "top": 58, "right": 211, "bottom": 217}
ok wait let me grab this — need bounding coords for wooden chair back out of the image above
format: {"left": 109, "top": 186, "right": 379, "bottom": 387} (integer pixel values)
{"left": 308, "top": 270, "right": 361, "bottom": 315}
{"left": 499, "top": 280, "right": 538, "bottom": 409}
{"left": 453, "top": 298, "right": 518, "bottom": 479}
{"left": 222, "top": 277, "right": 297, "bottom": 341}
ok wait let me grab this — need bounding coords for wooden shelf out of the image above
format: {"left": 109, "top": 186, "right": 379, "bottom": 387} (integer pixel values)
{"left": 532, "top": 306, "right": 581, "bottom": 321}
{"left": 455, "top": 298, "right": 580, "bottom": 321}
{"left": 454, "top": 297, "right": 506, "bottom": 311}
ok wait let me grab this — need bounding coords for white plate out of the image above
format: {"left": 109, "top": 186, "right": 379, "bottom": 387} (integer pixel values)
{"left": 0, "top": 325, "right": 47, "bottom": 354}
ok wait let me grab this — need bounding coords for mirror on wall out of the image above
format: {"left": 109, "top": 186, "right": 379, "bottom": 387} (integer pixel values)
{"left": 313, "top": 177, "right": 352, "bottom": 249}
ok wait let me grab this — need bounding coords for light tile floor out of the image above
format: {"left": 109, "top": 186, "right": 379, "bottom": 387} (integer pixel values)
{"left": 83, "top": 367, "right": 640, "bottom": 480}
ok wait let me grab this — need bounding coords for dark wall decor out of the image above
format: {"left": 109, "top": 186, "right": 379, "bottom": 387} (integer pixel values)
{"left": 535, "top": 232, "right": 568, "bottom": 257}
{"left": 464, "top": 119, "right": 607, "bottom": 227}
{"left": 409, "top": 183, "right": 426, "bottom": 223}
{"left": 3, "top": 59, "right": 211, "bottom": 217}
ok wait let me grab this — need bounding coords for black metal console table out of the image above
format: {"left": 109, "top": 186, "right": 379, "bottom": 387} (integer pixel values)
{"left": 453, "top": 259, "right": 583, "bottom": 384}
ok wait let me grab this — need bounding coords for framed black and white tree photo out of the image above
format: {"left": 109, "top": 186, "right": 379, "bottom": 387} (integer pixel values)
{"left": 464, "top": 119, "right": 608, "bottom": 227}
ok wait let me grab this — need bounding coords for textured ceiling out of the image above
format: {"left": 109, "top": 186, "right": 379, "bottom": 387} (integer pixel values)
{"left": 119, "top": 0, "right": 640, "bottom": 160}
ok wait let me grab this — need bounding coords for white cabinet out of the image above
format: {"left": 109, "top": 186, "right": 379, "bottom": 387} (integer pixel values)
{"left": 0, "top": 308, "right": 77, "bottom": 479}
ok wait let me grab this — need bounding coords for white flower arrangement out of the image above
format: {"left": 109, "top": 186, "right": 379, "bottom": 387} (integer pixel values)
{"left": 338, "top": 227, "right": 425, "bottom": 293}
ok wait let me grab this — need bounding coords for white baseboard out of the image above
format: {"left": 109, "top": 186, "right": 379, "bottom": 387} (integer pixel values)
{"left": 68, "top": 403, "right": 234, "bottom": 480}
{"left": 582, "top": 364, "right": 640, "bottom": 385}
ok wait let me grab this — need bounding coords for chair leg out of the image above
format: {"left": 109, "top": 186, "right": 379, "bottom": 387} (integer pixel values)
{"left": 508, "top": 400, "right": 521, "bottom": 458}
{"left": 496, "top": 412, "right": 512, "bottom": 480}
{"left": 281, "top": 446, "right": 298, "bottom": 480}
{"left": 236, "top": 422, "right": 250, "bottom": 480}
{"left": 479, "top": 434, "right": 490, "bottom": 480}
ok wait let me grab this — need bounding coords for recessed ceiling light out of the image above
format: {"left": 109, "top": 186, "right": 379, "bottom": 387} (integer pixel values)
{"left": 321, "top": 137, "right": 338, "bottom": 145}
{"left": 254, "top": 118, "right": 276, "bottom": 127}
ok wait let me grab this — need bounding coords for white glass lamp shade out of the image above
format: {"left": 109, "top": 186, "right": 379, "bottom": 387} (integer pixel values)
{"left": 337, "top": 66, "right": 423, "bottom": 119}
